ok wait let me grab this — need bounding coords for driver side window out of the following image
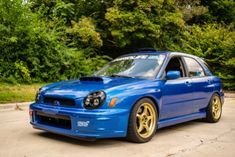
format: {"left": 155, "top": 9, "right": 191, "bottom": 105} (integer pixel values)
{"left": 163, "top": 57, "right": 186, "bottom": 78}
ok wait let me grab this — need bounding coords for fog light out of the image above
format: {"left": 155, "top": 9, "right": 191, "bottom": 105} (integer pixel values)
{"left": 109, "top": 98, "right": 118, "bottom": 107}
{"left": 29, "top": 109, "right": 33, "bottom": 122}
{"left": 29, "top": 109, "right": 33, "bottom": 116}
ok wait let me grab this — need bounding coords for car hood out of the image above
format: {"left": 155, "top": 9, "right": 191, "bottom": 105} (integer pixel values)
{"left": 42, "top": 76, "right": 146, "bottom": 99}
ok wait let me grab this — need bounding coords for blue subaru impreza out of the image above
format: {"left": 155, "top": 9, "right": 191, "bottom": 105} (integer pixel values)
{"left": 30, "top": 50, "right": 224, "bottom": 143}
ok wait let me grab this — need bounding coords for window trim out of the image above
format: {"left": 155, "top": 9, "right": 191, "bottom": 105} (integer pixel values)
{"left": 160, "top": 56, "right": 188, "bottom": 79}
{"left": 95, "top": 54, "right": 167, "bottom": 79}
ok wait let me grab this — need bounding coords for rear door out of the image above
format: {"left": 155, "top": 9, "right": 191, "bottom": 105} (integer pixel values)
{"left": 183, "top": 57, "right": 214, "bottom": 112}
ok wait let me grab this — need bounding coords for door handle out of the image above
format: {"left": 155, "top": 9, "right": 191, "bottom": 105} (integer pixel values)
{"left": 185, "top": 81, "right": 191, "bottom": 86}
{"left": 207, "top": 79, "right": 211, "bottom": 84}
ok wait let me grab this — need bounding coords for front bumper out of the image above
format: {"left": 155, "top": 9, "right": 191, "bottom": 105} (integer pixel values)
{"left": 30, "top": 103, "right": 129, "bottom": 139}
{"left": 219, "top": 90, "right": 225, "bottom": 105}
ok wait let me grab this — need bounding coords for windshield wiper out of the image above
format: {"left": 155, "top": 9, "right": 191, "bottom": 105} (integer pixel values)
{"left": 110, "top": 74, "right": 134, "bottom": 78}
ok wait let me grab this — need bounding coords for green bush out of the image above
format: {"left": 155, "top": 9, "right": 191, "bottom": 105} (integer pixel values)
{"left": 0, "top": 0, "right": 234, "bottom": 90}
{"left": 172, "top": 24, "right": 235, "bottom": 90}
{"left": 0, "top": 0, "right": 109, "bottom": 84}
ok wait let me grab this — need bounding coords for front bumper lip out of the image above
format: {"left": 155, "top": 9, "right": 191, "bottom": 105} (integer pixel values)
{"left": 32, "top": 125, "right": 96, "bottom": 141}
{"left": 30, "top": 103, "right": 129, "bottom": 139}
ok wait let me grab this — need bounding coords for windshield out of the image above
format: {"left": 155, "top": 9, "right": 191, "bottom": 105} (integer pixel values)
{"left": 94, "top": 54, "right": 166, "bottom": 78}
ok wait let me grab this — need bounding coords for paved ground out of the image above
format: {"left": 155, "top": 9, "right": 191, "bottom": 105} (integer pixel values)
{"left": 0, "top": 98, "right": 234, "bottom": 157}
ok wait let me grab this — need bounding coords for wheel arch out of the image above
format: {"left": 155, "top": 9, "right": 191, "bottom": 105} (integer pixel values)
{"left": 126, "top": 95, "right": 160, "bottom": 142}
{"left": 131, "top": 95, "right": 160, "bottom": 118}
{"left": 206, "top": 91, "right": 223, "bottom": 108}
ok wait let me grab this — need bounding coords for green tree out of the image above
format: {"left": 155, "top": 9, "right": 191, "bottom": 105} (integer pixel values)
{"left": 0, "top": 0, "right": 234, "bottom": 90}
{"left": 202, "top": 0, "right": 235, "bottom": 24}
{"left": 104, "top": 0, "right": 185, "bottom": 49}
{"left": 0, "top": 0, "right": 108, "bottom": 83}
{"left": 173, "top": 24, "right": 235, "bottom": 90}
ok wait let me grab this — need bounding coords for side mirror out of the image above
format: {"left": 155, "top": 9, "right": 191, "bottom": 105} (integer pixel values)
{"left": 166, "top": 71, "right": 181, "bottom": 80}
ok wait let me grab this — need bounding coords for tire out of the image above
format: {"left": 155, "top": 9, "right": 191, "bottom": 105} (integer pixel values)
{"left": 127, "top": 98, "right": 158, "bottom": 143}
{"left": 204, "top": 93, "right": 222, "bottom": 123}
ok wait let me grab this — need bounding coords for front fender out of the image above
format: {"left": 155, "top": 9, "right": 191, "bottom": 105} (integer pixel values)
{"left": 104, "top": 80, "right": 163, "bottom": 112}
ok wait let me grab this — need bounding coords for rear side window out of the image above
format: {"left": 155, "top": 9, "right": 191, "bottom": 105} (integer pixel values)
{"left": 184, "top": 57, "right": 205, "bottom": 77}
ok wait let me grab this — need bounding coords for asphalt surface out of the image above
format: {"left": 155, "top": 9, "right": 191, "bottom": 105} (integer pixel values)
{"left": 0, "top": 98, "right": 235, "bottom": 157}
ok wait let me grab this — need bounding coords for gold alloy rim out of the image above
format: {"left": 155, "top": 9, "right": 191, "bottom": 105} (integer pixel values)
{"left": 212, "top": 95, "right": 222, "bottom": 120}
{"left": 136, "top": 103, "right": 156, "bottom": 138}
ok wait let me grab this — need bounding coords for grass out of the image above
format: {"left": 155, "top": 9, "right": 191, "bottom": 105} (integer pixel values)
{"left": 0, "top": 83, "right": 47, "bottom": 104}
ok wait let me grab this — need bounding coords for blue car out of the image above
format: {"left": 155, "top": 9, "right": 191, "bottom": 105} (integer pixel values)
{"left": 30, "top": 50, "right": 224, "bottom": 143}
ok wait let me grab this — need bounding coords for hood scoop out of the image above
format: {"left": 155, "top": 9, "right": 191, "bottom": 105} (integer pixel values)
{"left": 79, "top": 76, "right": 104, "bottom": 82}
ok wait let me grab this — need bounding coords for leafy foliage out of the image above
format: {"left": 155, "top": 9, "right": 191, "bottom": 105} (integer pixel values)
{"left": 202, "top": 0, "right": 235, "bottom": 24}
{"left": 0, "top": 0, "right": 109, "bottom": 83}
{"left": 0, "top": 0, "right": 234, "bottom": 89}
{"left": 67, "top": 17, "right": 103, "bottom": 48}
{"left": 105, "top": 0, "right": 185, "bottom": 49}
{"left": 172, "top": 24, "right": 235, "bottom": 89}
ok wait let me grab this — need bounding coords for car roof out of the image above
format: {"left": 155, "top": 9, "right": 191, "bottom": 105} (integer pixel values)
{"left": 121, "top": 51, "right": 198, "bottom": 59}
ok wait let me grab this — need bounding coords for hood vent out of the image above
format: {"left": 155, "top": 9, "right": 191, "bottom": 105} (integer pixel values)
{"left": 80, "top": 76, "right": 104, "bottom": 82}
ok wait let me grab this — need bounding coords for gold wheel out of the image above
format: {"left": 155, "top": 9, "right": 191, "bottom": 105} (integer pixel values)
{"left": 136, "top": 103, "right": 156, "bottom": 138}
{"left": 212, "top": 95, "right": 222, "bottom": 120}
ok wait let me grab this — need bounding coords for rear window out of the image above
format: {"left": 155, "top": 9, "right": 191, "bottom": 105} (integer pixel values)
{"left": 184, "top": 57, "right": 206, "bottom": 77}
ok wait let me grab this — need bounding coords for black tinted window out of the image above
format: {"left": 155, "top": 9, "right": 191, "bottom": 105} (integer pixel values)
{"left": 184, "top": 57, "right": 205, "bottom": 77}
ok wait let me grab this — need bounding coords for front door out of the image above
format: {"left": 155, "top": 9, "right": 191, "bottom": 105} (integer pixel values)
{"left": 160, "top": 57, "right": 194, "bottom": 120}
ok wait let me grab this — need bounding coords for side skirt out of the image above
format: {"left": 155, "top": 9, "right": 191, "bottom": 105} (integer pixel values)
{"left": 157, "top": 112, "right": 206, "bottom": 129}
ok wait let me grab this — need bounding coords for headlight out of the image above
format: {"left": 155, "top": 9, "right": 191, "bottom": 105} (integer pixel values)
{"left": 35, "top": 88, "right": 42, "bottom": 102}
{"left": 84, "top": 91, "right": 106, "bottom": 109}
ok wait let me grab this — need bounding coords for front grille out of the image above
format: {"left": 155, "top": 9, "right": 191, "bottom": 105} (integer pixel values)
{"left": 36, "top": 111, "right": 71, "bottom": 129}
{"left": 44, "top": 97, "right": 75, "bottom": 107}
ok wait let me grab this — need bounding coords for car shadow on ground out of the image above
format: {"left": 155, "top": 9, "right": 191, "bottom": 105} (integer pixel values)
{"left": 34, "top": 119, "right": 205, "bottom": 146}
